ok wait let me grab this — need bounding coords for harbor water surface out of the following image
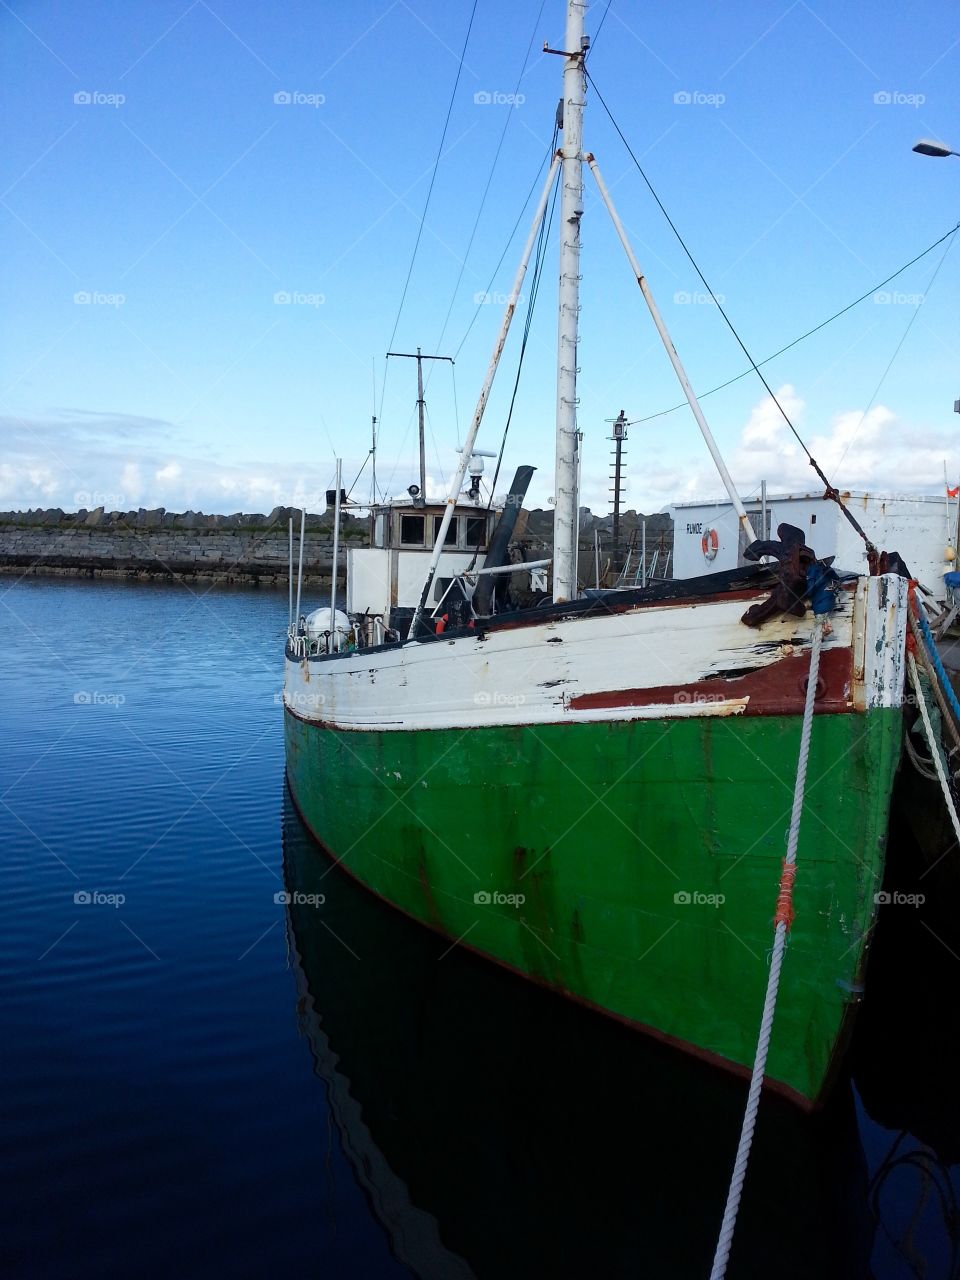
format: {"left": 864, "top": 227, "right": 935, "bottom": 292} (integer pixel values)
{"left": 1, "top": 577, "right": 957, "bottom": 1279}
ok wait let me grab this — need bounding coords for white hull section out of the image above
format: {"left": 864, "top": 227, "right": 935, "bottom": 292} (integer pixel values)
{"left": 283, "top": 576, "right": 909, "bottom": 732}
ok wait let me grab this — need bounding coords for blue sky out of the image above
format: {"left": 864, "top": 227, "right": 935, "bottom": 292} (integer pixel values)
{"left": 2, "top": 0, "right": 958, "bottom": 515}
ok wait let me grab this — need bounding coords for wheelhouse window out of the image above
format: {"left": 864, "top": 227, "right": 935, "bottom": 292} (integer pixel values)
{"left": 465, "top": 515, "right": 487, "bottom": 549}
{"left": 399, "top": 514, "right": 426, "bottom": 546}
{"left": 433, "top": 516, "right": 458, "bottom": 547}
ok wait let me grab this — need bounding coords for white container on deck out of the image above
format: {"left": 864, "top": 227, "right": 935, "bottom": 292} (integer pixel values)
{"left": 669, "top": 492, "right": 954, "bottom": 601}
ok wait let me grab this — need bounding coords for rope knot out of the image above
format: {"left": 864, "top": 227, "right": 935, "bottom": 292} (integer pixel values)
{"left": 774, "top": 860, "right": 797, "bottom": 930}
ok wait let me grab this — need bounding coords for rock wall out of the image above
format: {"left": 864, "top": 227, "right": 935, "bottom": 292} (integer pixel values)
{"left": 0, "top": 504, "right": 674, "bottom": 587}
{"left": 0, "top": 507, "right": 360, "bottom": 586}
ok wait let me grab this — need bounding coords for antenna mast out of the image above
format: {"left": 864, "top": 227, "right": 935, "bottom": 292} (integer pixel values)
{"left": 386, "top": 348, "right": 453, "bottom": 499}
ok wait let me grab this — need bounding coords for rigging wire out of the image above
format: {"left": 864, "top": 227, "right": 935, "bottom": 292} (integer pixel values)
{"left": 383, "top": 0, "right": 480, "bottom": 363}
{"left": 345, "top": 450, "right": 370, "bottom": 501}
{"left": 631, "top": 219, "right": 960, "bottom": 425}
{"left": 833, "top": 230, "right": 958, "bottom": 474}
{"left": 453, "top": 129, "right": 559, "bottom": 361}
{"left": 451, "top": 361, "right": 461, "bottom": 450}
{"left": 376, "top": 131, "right": 557, "bottom": 502}
{"left": 423, "top": 401, "right": 447, "bottom": 491}
{"left": 487, "top": 160, "right": 560, "bottom": 508}
{"left": 430, "top": 0, "right": 549, "bottom": 360}
{"left": 587, "top": 0, "right": 613, "bottom": 55}
{"left": 584, "top": 67, "right": 915, "bottom": 552}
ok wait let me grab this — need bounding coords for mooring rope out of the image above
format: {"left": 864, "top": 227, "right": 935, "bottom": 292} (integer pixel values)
{"left": 910, "top": 598, "right": 960, "bottom": 728}
{"left": 908, "top": 650, "right": 960, "bottom": 852}
{"left": 709, "top": 618, "right": 824, "bottom": 1280}
{"left": 909, "top": 620, "right": 960, "bottom": 761}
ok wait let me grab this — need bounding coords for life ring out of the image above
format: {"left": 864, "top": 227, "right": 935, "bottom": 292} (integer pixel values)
{"left": 701, "top": 528, "right": 719, "bottom": 561}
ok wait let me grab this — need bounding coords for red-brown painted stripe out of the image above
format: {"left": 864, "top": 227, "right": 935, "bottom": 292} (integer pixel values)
{"left": 567, "top": 645, "right": 854, "bottom": 716}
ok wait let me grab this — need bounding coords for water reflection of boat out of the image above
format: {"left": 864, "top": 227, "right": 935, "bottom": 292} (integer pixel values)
{"left": 281, "top": 788, "right": 881, "bottom": 1279}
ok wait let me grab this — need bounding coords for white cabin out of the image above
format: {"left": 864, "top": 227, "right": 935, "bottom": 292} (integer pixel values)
{"left": 669, "top": 491, "right": 956, "bottom": 601}
{"left": 346, "top": 496, "right": 499, "bottom": 623}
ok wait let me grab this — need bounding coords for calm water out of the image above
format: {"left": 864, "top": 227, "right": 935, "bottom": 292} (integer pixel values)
{"left": 1, "top": 576, "right": 957, "bottom": 1279}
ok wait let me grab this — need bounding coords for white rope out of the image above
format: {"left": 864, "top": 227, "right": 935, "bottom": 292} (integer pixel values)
{"left": 908, "top": 651, "right": 960, "bottom": 850}
{"left": 709, "top": 617, "right": 824, "bottom": 1280}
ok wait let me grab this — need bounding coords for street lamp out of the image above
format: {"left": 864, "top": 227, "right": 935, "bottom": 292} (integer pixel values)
{"left": 912, "top": 138, "right": 959, "bottom": 158}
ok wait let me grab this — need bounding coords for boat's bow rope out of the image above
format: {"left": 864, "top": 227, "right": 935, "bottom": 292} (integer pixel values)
{"left": 709, "top": 616, "right": 825, "bottom": 1280}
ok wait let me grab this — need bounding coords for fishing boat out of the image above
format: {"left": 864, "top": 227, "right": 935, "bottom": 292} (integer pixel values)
{"left": 282, "top": 1, "right": 935, "bottom": 1109}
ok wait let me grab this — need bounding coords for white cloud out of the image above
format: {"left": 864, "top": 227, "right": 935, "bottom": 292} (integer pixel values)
{"left": 3, "top": 392, "right": 958, "bottom": 518}
{"left": 155, "top": 461, "right": 182, "bottom": 484}
{"left": 120, "top": 462, "right": 142, "bottom": 502}
{"left": 607, "top": 386, "right": 960, "bottom": 511}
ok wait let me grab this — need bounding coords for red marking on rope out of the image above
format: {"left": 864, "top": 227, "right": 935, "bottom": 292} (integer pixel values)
{"left": 906, "top": 631, "right": 917, "bottom": 655}
{"left": 774, "top": 860, "right": 797, "bottom": 930}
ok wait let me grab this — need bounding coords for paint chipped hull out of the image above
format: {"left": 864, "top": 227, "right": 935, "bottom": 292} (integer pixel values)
{"left": 283, "top": 575, "right": 909, "bottom": 1105}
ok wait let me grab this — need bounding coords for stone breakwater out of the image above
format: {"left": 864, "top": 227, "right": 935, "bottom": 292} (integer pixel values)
{"left": 0, "top": 506, "right": 361, "bottom": 587}
{"left": 0, "top": 504, "right": 674, "bottom": 587}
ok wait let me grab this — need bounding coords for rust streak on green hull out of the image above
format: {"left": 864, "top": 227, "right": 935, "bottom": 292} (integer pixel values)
{"left": 284, "top": 706, "right": 902, "bottom": 1104}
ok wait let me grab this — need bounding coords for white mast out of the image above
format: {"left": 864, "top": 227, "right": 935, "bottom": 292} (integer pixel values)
{"left": 553, "top": 0, "right": 588, "bottom": 603}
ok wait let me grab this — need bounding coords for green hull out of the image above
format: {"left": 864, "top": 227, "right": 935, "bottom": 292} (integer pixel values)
{"left": 284, "top": 706, "right": 902, "bottom": 1104}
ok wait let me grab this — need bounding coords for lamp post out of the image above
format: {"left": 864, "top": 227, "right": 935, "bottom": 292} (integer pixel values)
{"left": 916, "top": 137, "right": 960, "bottom": 563}
{"left": 912, "top": 138, "right": 958, "bottom": 158}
